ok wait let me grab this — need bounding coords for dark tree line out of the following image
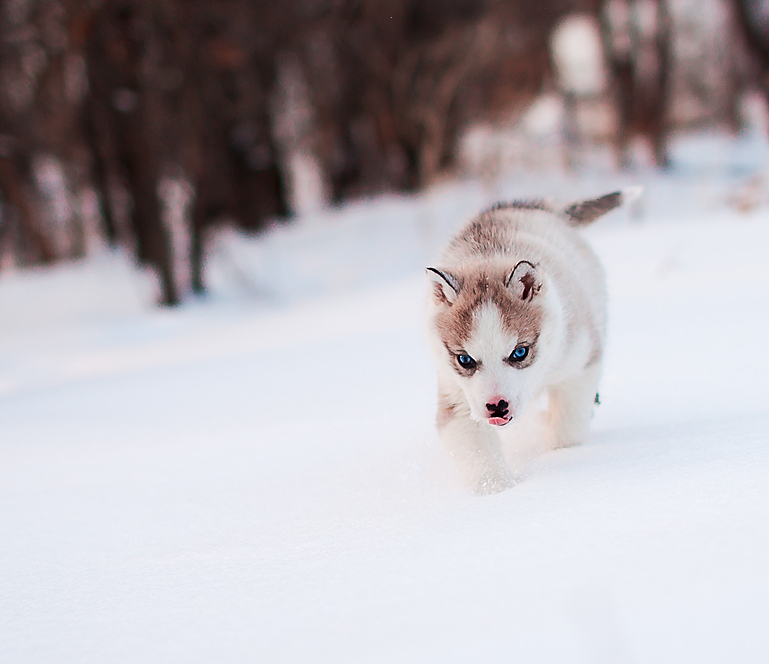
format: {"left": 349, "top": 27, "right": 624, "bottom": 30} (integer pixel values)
{"left": 0, "top": 0, "right": 766, "bottom": 304}
{"left": 2, "top": 0, "right": 587, "bottom": 304}
{"left": 599, "top": 0, "right": 673, "bottom": 168}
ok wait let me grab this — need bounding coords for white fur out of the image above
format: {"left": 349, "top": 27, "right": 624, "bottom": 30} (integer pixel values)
{"left": 426, "top": 195, "right": 624, "bottom": 493}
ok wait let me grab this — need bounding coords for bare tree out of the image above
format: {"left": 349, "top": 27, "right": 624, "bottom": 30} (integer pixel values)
{"left": 732, "top": 0, "right": 769, "bottom": 109}
{"left": 600, "top": 0, "right": 672, "bottom": 168}
{"left": 3, "top": 0, "right": 685, "bottom": 303}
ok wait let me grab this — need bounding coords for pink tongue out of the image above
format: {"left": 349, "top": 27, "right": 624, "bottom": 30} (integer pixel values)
{"left": 488, "top": 417, "right": 509, "bottom": 426}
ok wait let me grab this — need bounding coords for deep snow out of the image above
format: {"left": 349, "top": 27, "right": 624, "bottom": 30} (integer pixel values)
{"left": 1, "top": 132, "right": 769, "bottom": 663}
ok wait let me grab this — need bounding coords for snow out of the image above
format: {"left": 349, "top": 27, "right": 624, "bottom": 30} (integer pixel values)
{"left": 2, "top": 132, "right": 769, "bottom": 663}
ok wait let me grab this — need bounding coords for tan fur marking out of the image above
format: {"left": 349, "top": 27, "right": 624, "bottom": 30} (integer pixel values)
{"left": 434, "top": 267, "right": 543, "bottom": 351}
{"left": 449, "top": 214, "right": 518, "bottom": 257}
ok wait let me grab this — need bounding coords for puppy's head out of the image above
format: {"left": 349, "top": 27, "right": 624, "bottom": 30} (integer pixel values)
{"left": 427, "top": 261, "right": 551, "bottom": 426}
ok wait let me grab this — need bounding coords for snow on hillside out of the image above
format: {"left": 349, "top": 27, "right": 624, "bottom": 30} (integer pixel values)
{"left": 1, "top": 132, "right": 768, "bottom": 663}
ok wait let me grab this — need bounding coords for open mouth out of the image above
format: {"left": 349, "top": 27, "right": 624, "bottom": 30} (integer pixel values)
{"left": 487, "top": 415, "right": 512, "bottom": 426}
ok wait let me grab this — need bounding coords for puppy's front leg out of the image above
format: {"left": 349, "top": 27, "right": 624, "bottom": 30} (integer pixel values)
{"left": 438, "top": 393, "right": 514, "bottom": 494}
{"left": 547, "top": 362, "right": 602, "bottom": 449}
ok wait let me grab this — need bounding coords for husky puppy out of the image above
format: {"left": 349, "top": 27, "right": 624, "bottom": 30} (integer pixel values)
{"left": 426, "top": 190, "right": 636, "bottom": 493}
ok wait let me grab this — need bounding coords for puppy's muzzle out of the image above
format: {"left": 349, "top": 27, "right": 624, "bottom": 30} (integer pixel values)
{"left": 486, "top": 398, "right": 512, "bottom": 426}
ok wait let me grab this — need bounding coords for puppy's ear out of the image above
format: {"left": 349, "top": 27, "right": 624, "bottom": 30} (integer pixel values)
{"left": 563, "top": 187, "right": 642, "bottom": 225}
{"left": 506, "top": 261, "right": 542, "bottom": 302}
{"left": 426, "top": 267, "right": 460, "bottom": 305}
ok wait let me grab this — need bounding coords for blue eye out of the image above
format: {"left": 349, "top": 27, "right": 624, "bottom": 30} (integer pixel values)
{"left": 457, "top": 354, "right": 476, "bottom": 369}
{"left": 510, "top": 346, "right": 529, "bottom": 361}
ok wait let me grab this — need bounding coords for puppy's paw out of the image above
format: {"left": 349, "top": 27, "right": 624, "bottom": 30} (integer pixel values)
{"left": 472, "top": 468, "right": 515, "bottom": 495}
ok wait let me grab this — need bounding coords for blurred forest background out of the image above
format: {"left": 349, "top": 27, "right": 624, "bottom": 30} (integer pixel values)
{"left": 0, "top": 0, "right": 767, "bottom": 305}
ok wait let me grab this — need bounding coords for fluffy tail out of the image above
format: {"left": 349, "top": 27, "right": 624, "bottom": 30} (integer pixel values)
{"left": 562, "top": 187, "right": 642, "bottom": 226}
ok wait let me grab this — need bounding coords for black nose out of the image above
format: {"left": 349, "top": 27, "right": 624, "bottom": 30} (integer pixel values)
{"left": 486, "top": 400, "right": 509, "bottom": 416}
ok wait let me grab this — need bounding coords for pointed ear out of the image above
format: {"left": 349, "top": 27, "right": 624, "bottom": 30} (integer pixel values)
{"left": 563, "top": 187, "right": 642, "bottom": 225}
{"left": 505, "top": 261, "right": 542, "bottom": 302}
{"left": 426, "top": 267, "right": 460, "bottom": 305}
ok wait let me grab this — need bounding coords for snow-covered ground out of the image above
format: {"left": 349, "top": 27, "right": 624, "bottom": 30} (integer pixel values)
{"left": 1, "top": 132, "right": 769, "bottom": 663}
